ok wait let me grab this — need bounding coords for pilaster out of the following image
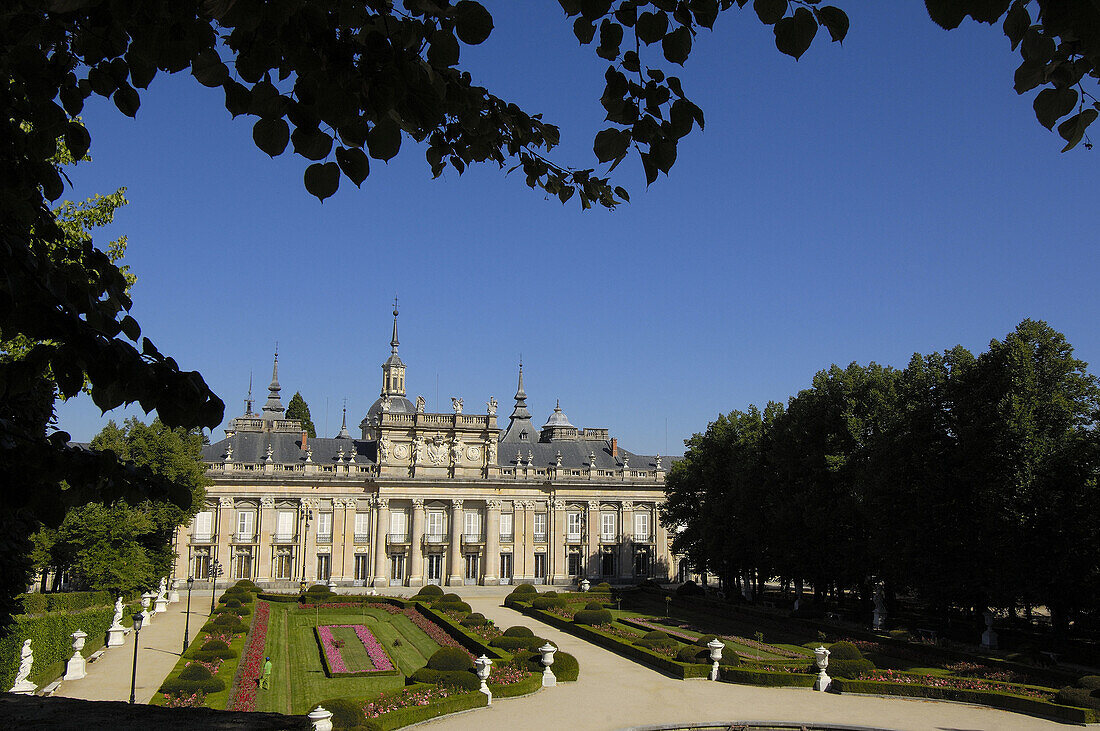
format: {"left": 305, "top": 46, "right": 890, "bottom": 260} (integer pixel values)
{"left": 551, "top": 499, "right": 565, "bottom": 584}
{"left": 447, "top": 499, "right": 463, "bottom": 585}
{"left": 372, "top": 497, "right": 390, "bottom": 587}
{"left": 215, "top": 496, "right": 233, "bottom": 586}
{"left": 483, "top": 499, "right": 501, "bottom": 585}
{"left": 408, "top": 499, "right": 425, "bottom": 587}
{"left": 586, "top": 499, "right": 600, "bottom": 579}
{"left": 620, "top": 501, "right": 634, "bottom": 580}
{"left": 258, "top": 496, "right": 275, "bottom": 581}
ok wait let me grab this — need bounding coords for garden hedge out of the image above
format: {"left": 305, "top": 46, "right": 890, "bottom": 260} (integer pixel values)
{"left": 433, "top": 601, "right": 472, "bottom": 615}
{"left": 16, "top": 591, "right": 112, "bottom": 615}
{"left": 573, "top": 608, "right": 613, "bottom": 625}
{"left": 459, "top": 613, "right": 488, "bottom": 627}
{"left": 827, "top": 640, "right": 863, "bottom": 660}
{"left": 159, "top": 664, "right": 226, "bottom": 694}
{"left": 427, "top": 646, "right": 474, "bottom": 672}
{"left": 831, "top": 677, "right": 1098, "bottom": 723}
{"left": 487, "top": 665, "right": 544, "bottom": 698}
{"left": 511, "top": 583, "right": 538, "bottom": 594}
{"left": 503, "top": 625, "right": 534, "bottom": 637}
{"left": 415, "top": 585, "right": 444, "bottom": 597}
{"left": 0, "top": 605, "right": 115, "bottom": 690}
{"left": 372, "top": 690, "right": 487, "bottom": 730}
{"left": 410, "top": 667, "right": 480, "bottom": 691}
{"left": 412, "top": 603, "right": 508, "bottom": 661}
{"left": 530, "top": 596, "right": 567, "bottom": 610}
{"left": 553, "top": 651, "right": 579, "bottom": 681}
{"left": 319, "top": 697, "right": 378, "bottom": 731}
{"left": 489, "top": 636, "right": 546, "bottom": 652}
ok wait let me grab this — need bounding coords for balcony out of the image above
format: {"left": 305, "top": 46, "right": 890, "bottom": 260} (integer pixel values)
{"left": 565, "top": 534, "right": 583, "bottom": 545}
{"left": 461, "top": 533, "right": 484, "bottom": 545}
{"left": 599, "top": 533, "right": 620, "bottom": 545}
{"left": 533, "top": 533, "right": 548, "bottom": 544}
{"left": 271, "top": 534, "right": 297, "bottom": 545}
{"left": 230, "top": 533, "right": 257, "bottom": 545}
{"left": 422, "top": 534, "right": 447, "bottom": 546}
{"left": 633, "top": 534, "right": 653, "bottom": 544}
{"left": 498, "top": 532, "right": 514, "bottom": 543}
{"left": 190, "top": 534, "right": 216, "bottom": 545}
{"left": 386, "top": 533, "right": 410, "bottom": 545}
{"left": 353, "top": 533, "right": 371, "bottom": 544}
{"left": 316, "top": 533, "right": 333, "bottom": 545}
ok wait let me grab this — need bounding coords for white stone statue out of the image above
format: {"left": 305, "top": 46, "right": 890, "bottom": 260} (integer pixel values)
{"left": 10, "top": 639, "right": 36, "bottom": 694}
{"left": 158, "top": 576, "right": 168, "bottom": 600}
{"left": 981, "top": 610, "right": 999, "bottom": 649}
{"left": 452, "top": 437, "right": 464, "bottom": 463}
{"left": 415, "top": 395, "right": 425, "bottom": 413}
{"left": 487, "top": 440, "right": 497, "bottom": 464}
{"left": 265, "top": 443, "right": 274, "bottom": 461}
{"left": 555, "top": 451, "right": 563, "bottom": 468}
{"left": 378, "top": 437, "right": 389, "bottom": 462}
{"left": 486, "top": 397, "right": 497, "bottom": 416}
{"left": 225, "top": 443, "right": 233, "bottom": 461}
{"left": 873, "top": 583, "right": 886, "bottom": 630}
{"left": 111, "top": 596, "right": 124, "bottom": 628}
{"left": 413, "top": 436, "right": 425, "bottom": 463}
{"left": 654, "top": 455, "right": 662, "bottom": 470}
{"left": 451, "top": 397, "right": 463, "bottom": 414}
{"left": 380, "top": 396, "right": 391, "bottom": 413}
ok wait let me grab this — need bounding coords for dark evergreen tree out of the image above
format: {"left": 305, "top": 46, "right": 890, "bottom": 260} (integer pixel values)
{"left": 286, "top": 391, "right": 317, "bottom": 438}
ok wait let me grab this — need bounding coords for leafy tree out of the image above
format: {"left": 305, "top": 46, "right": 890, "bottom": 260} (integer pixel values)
{"left": 286, "top": 392, "right": 317, "bottom": 438}
{"left": 43, "top": 418, "right": 211, "bottom": 597}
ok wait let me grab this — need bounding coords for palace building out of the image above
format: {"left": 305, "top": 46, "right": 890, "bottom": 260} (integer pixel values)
{"left": 175, "top": 307, "right": 678, "bottom": 588}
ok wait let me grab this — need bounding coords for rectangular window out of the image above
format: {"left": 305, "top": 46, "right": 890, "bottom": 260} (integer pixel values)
{"left": 236, "top": 510, "right": 254, "bottom": 539}
{"left": 193, "top": 553, "right": 210, "bottom": 579}
{"left": 464, "top": 511, "right": 480, "bottom": 537}
{"left": 568, "top": 552, "right": 582, "bottom": 576}
{"left": 354, "top": 554, "right": 369, "bottom": 581}
{"left": 317, "top": 512, "right": 333, "bottom": 540}
{"left": 426, "top": 511, "right": 444, "bottom": 538}
{"left": 499, "top": 513, "right": 513, "bottom": 540}
{"left": 316, "top": 554, "right": 331, "bottom": 581}
{"left": 533, "top": 513, "right": 547, "bottom": 539}
{"left": 233, "top": 549, "right": 252, "bottom": 579}
{"left": 193, "top": 511, "right": 213, "bottom": 540}
{"left": 601, "top": 512, "right": 616, "bottom": 539}
{"left": 354, "top": 512, "right": 370, "bottom": 540}
{"left": 390, "top": 510, "right": 407, "bottom": 537}
{"left": 275, "top": 552, "right": 293, "bottom": 580}
{"left": 566, "top": 512, "right": 582, "bottom": 539}
{"left": 276, "top": 511, "right": 294, "bottom": 539}
{"left": 634, "top": 512, "right": 650, "bottom": 540}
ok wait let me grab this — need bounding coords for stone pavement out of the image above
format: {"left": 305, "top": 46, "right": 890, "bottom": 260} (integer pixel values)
{"left": 55, "top": 591, "right": 212, "bottom": 704}
{"left": 413, "top": 593, "right": 1070, "bottom": 731}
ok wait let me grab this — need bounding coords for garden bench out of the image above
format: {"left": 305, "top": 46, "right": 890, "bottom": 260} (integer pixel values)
{"left": 1040, "top": 650, "right": 1061, "bottom": 665}
{"left": 40, "top": 680, "right": 62, "bottom": 696}
{"left": 87, "top": 649, "right": 105, "bottom": 663}
{"left": 916, "top": 627, "right": 938, "bottom": 643}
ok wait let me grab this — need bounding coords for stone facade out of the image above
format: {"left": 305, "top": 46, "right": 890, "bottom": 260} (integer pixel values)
{"left": 173, "top": 308, "right": 677, "bottom": 588}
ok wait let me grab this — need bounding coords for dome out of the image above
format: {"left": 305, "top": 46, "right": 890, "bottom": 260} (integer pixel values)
{"left": 542, "top": 401, "right": 574, "bottom": 429}
{"left": 365, "top": 395, "right": 416, "bottom": 423}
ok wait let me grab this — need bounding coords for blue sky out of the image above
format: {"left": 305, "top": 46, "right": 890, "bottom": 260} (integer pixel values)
{"left": 55, "top": 4, "right": 1099, "bottom": 455}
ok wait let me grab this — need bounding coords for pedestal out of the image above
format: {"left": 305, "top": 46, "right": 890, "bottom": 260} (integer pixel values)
{"left": 9, "top": 679, "right": 36, "bottom": 695}
{"left": 168, "top": 590, "right": 180, "bottom": 603}
{"left": 107, "top": 626, "right": 126, "bottom": 647}
{"left": 814, "top": 670, "right": 831, "bottom": 692}
{"left": 981, "top": 629, "right": 999, "bottom": 649}
{"left": 709, "top": 661, "right": 719, "bottom": 681}
{"left": 541, "top": 667, "right": 556, "bottom": 687}
{"left": 64, "top": 653, "right": 86, "bottom": 680}
{"left": 154, "top": 597, "right": 169, "bottom": 614}
{"left": 873, "top": 609, "right": 885, "bottom": 630}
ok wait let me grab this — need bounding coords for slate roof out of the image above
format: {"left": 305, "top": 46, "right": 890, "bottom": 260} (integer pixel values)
{"left": 204, "top": 432, "right": 375, "bottom": 465}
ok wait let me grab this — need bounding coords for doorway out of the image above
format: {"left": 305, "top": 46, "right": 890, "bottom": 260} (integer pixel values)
{"left": 533, "top": 553, "right": 547, "bottom": 584}
{"left": 389, "top": 553, "right": 405, "bottom": 586}
{"left": 499, "top": 553, "right": 513, "bottom": 585}
{"left": 426, "top": 554, "right": 443, "bottom": 585}
{"left": 464, "top": 553, "right": 480, "bottom": 585}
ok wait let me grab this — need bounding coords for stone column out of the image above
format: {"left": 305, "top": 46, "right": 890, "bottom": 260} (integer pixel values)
{"left": 331, "top": 498, "right": 345, "bottom": 583}
{"left": 302, "top": 498, "right": 318, "bottom": 584}
{"left": 372, "top": 497, "right": 389, "bottom": 587}
{"left": 215, "top": 497, "right": 233, "bottom": 587}
{"left": 258, "top": 496, "right": 275, "bottom": 582}
{"left": 339, "top": 499, "right": 356, "bottom": 585}
{"left": 483, "top": 500, "right": 500, "bottom": 585}
{"left": 550, "top": 499, "right": 565, "bottom": 585}
{"left": 620, "top": 501, "right": 634, "bottom": 581}
{"left": 408, "top": 499, "right": 425, "bottom": 587}
{"left": 655, "top": 502, "right": 669, "bottom": 581}
{"left": 447, "top": 499, "right": 463, "bottom": 585}
{"left": 586, "top": 499, "right": 600, "bottom": 579}
{"left": 518, "top": 501, "right": 532, "bottom": 582}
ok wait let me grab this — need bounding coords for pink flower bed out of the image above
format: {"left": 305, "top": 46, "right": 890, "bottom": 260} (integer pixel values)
{"left": 363, "top": 686, "right": 456, "bottom": 718}
{"left": 227, "top": 600, "right": 269, "bottom": 711}
{"left": 318, "top": 624, "right": 395, "bottom": 673}
{"left": 489, "top": 661, "right": 531, "bottom": 685}
{"left": 630, "top": 618, "right": 804, "bottom": 660}
{"left": 857, "top": 668, "right": 1055, "bottom": 699}
{"left": 164, "top": 690, "right": 206, "bottom": 707}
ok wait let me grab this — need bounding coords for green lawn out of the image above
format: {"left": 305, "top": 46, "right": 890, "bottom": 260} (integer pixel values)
{"left": 326, "top": 626, "right": 379, "bottom": 673}
{"left": 149, "top": 615, "right": 250, "bottom": 709}
{"left": 259, "top": 603, "right": 441, "bottom": 715}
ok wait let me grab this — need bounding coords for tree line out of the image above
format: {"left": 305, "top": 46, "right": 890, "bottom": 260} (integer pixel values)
{"left": 662, "top": 319, "right": 1100, "bottom": 632}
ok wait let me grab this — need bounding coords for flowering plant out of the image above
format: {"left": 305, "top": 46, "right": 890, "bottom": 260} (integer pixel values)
{"left": 163, "top": 690, "right": 206, "bottom": 707}
{"left": 363, "top": 686, "right": 457, "bottom": 718}
{"left": 488, "top": 661, "right": 531, "bottom": 685}
{"left": 857, "top": 668, "right": 1054, "bottom": 700}
{"left": 227, "top": 600, "right": 269, "bottom": 711}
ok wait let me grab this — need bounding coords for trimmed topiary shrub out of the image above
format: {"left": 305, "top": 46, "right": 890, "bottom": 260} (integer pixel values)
{"left": 319, "top": 697, "right": 378, "bottom": 731}
{"left": 233, "top": 579, "right": 259, "bottom": 591}
{"left": 427, "top": 646, "right": 475, "bottom": 672}
{"left": 531, "top": 596, "right": 567, "bottom": 610}
{"left": 417, "top": 584, "right": 445, "bottom": 597}
{"left": 1079, "top": 676, "right": 1100, "bottom": 690}
{"left": 820, "top": 658, "right": 874, "bottom": 679}
{"left": 460, "top": 613, "right": 488, "bottom": 627}
{"left": 1057, "top": 686, "right": 1100, "bottom": 710}
{"left": 411, "top": 667, "right": 481, "bottom": 691}
{"left": 203, "top": 613, "right": 247, "bottom": 634}
{"left": 490, "top": 636, "right": 546, "bottom": 652}
{"left": 827, "top": 641, "right": 862, "bottom": 661}
{"left": 503, "top": 625, "right": 535, "bottom": 637}
{"left": 677, "top": 645, "right": 707, "bottom": 663}
{"left": 553, "top": 651, "right": 579, "bottom": 681}
{"left": 434, "top": 601, "right": 472, "bottom": 614}
{"left": 635, "top": 637, "right": 678, "bottom": 650}
{"left": 573, "top": 608, "right": 613, "bottom": 625}
{"left": 512, "top": 583, "right": 538, "bottom": 594}
{"left": 676, "top": 580, "right": 704, "bottom": 596}
{"left": 643, "top": 630, "right": 669, "bottom": 640}
{"left": 584, "top": 601, "right": 605, "bottom": 611}
{"left": 440, "top": 593, "right": 462, "bottom": 603}
{"left": 224, "top": 598, "right": 242, "bottom": 608}
{"left": 543, "top": 591, "right": 558, "bottom": 597}
{"left": 159, "top": 662, "right": 227, "bottom": 694}
{"left": 594, "top": 582, "right": 611, "bottom": 592}
{"left": 695, "top": 634, "right": 721, "bottom": 647}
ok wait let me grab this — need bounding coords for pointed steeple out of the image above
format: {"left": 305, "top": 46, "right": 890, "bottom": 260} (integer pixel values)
{"left": 501, "top": 361, "right": 535, "bottom": 442}
{"left": 336, "top": 400, "right": 350, "bottom": 439}
{"left": 261, "top": 347, "right": 285, "bottom": 422}
{"left": 244, "top": 371, "right": 255, "bottom": 416}
{"left": 380, "top": 297, "right": 406, "bottom": 398}
{"left": 510, "top": 362, "right": 531, "bottom": 420}
{"left": 390, "top": 295, "right": 400, "bottom": 355}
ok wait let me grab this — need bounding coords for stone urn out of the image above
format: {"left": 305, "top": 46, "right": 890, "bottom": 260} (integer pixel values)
{"left": 308, "top": 706, "right": 333, "bottom": 731}
{"left": 707, "top": 638, "right": 724, "bottom": 681}
{"left": 141, "top": 592, "right": 155, "bottom": 623}
{"left": 64, "top": 630, "right": 88, "bottom": 680}
{"left": 981, "top": 610, "right": 999, "bottom": 649}
{"left": 580, "top": 578, "right": 590, "bottom": 592}
{"left": 813, "top": 646, "right": 831, "bottom": 692}
{"left": 539, "top": 642, "right": 557, "bottom": 687}
{"left": 168, "top": 578, "right": 181, "bottom": 603}
{"left": 475, "top": 654, "right": 493, "bottom": 704}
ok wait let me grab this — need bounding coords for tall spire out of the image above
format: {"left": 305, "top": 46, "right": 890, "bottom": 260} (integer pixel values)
{"left": 244, "top": 371, "right": 255, "bottom": 416}
{"left": 336, "top": 399, "right": 350, "bottom": 438}
{"left": 390, "top": 295, "right": 399, "bottom": 355}
{"left": 261, "top": 347, "right": 285, "bottom": 421}
{"left": 510, "top": 362, "right": 531, "bottom": 420}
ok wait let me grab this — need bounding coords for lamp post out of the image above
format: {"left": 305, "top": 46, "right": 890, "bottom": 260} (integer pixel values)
{"left": 182, "top": 576, "right": 195, "bottom": 653}
{"left": 209, "top": 559, "right": 223, "bottom": 615}
{"left": 129, "top": 611, "right": 145, "bottom": 704}
{"left": 665, "top": 595, "right": 671, "bottom": 617}
{"left": 300, "top": 505, "right": 313, "bottom": 584}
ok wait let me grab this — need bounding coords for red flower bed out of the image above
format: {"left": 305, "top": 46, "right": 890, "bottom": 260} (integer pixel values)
{"left": 227, "top": 600, "right": 270, "bottom": 711}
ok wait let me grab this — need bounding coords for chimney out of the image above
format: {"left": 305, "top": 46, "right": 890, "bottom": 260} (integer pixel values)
{"left": 301, "top": 430, "right": 308, "bottom": 451}
{"left": 611, "top": 438, "right": 617, "bottom": 457}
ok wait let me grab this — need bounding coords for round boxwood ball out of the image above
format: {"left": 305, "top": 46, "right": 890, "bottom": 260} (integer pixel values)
{"left": 584, "top": 601, "right": 604, "bottom": 611}
{"left": 511, "top": 583, "right": 537, "bottom": 595}
{"left": 643, "top": 630, "right": 669, "bottom": 640}
{"left": 573, "top": 609, "right": 613, "bottom": 626}
{"left": 426, "top": 646, "right": 474, "bottom": 672}
{"left": 553, "top": 651, "right": 579, "bottom": 681}
{"left": 224, "top": 598, "right": 242, "bottom": 608}
{"left": 503, "top": 625, "right": 535, "bottom": 638}
{"left": 695, "top": 634, "right": 721, "bottom": 647}
{"left": 418, "top": 584, "right": 445, "bottom": 597}
{"left": 440, "top": 592, "right": 462, "bottom": 603}
{"left": 677, "top": 645, "right": 706, "bottom": 663}
{"left": 828, "top": 641, "right": 863, "bottom": 660}
{"left": 179, "top": 663, "right": 214, "bottom": 681}
{"left": 201, "top": 639, "right": 229, "bottom": 652}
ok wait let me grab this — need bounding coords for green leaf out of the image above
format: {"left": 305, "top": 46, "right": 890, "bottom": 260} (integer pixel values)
{"left": 815, "top": 6, "right": 848, "bottom": 43}
{"left": 662, "top": 26, "right": 692, "bottom": 65}
{"left": 191, "top": 48, "right": 229, "bottom": 88}
{"left": 924, "top": 0, "right": 965, "bottom": 30}
{"left": 335, "top": 146, "right": 370, "bottom": 186}
{"left": 623, "top": 50, "right": 640, "bottom": 72}
{"left": 614, "top": 185, "right": 630, "bottom": 202}
{"left": 1002, "top": 1, "right": 1029, "bottom": 50}
{"left": 304, "top": 161, "right": 340, "bottom": 201}
{"left": 113, "top": 83, "right": 140, "bottom": 117}
{"left": 593, "top": 127, "right": 630, "bottom": 162}
{"left": 753, "top": 0, "right": 787, "bottom": 25}
{"left": 774, "top": 7, "right": 817, "bottom": 60}
{"left": 291, "top": 126, "right": 333, "bottom": 160}
{"left": 580, "top": 0, "right": 614, "bottom": 20}
{"left": 640, "top": 151, "right": 658, "bottom": 185}
{"left": 597, "top": 19, "right": 624, "bottom": 60}
{"left": 1033, "top": 87, "right": 1078, "bottom": 130}
{"left": 253, "top": 118, "right": 290, "bottom": 157}
{"left": 223, "top": 80, "right": 251, "bottom": 118}
{"left": 64, "top": 121, "right": 91, "bottom": 160}
{"left": 428, "top": 29, "right": 461, "bottom": 67}
{"left": 574, "top": 17, "right": 597, "bottom": 44}
{"left": 636, "top": 11, "right": 669, "bottom": 44}
{"left": 454, "top": 1, "right": 494, "bottom": 45}
{"left": 120, "top": 315, "right": 141, "bottom": 341}
{"left": 367, "top": 118, "right": 402, "bottom": 161}
{"left": 689, "top": 0, "right": 720, "bottom": 29}
{"left": 651, "top": 138, "right": 677, "bottom": 173}
{"left": 1057, "top": 108, "right": 1097, "bottom": 152}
